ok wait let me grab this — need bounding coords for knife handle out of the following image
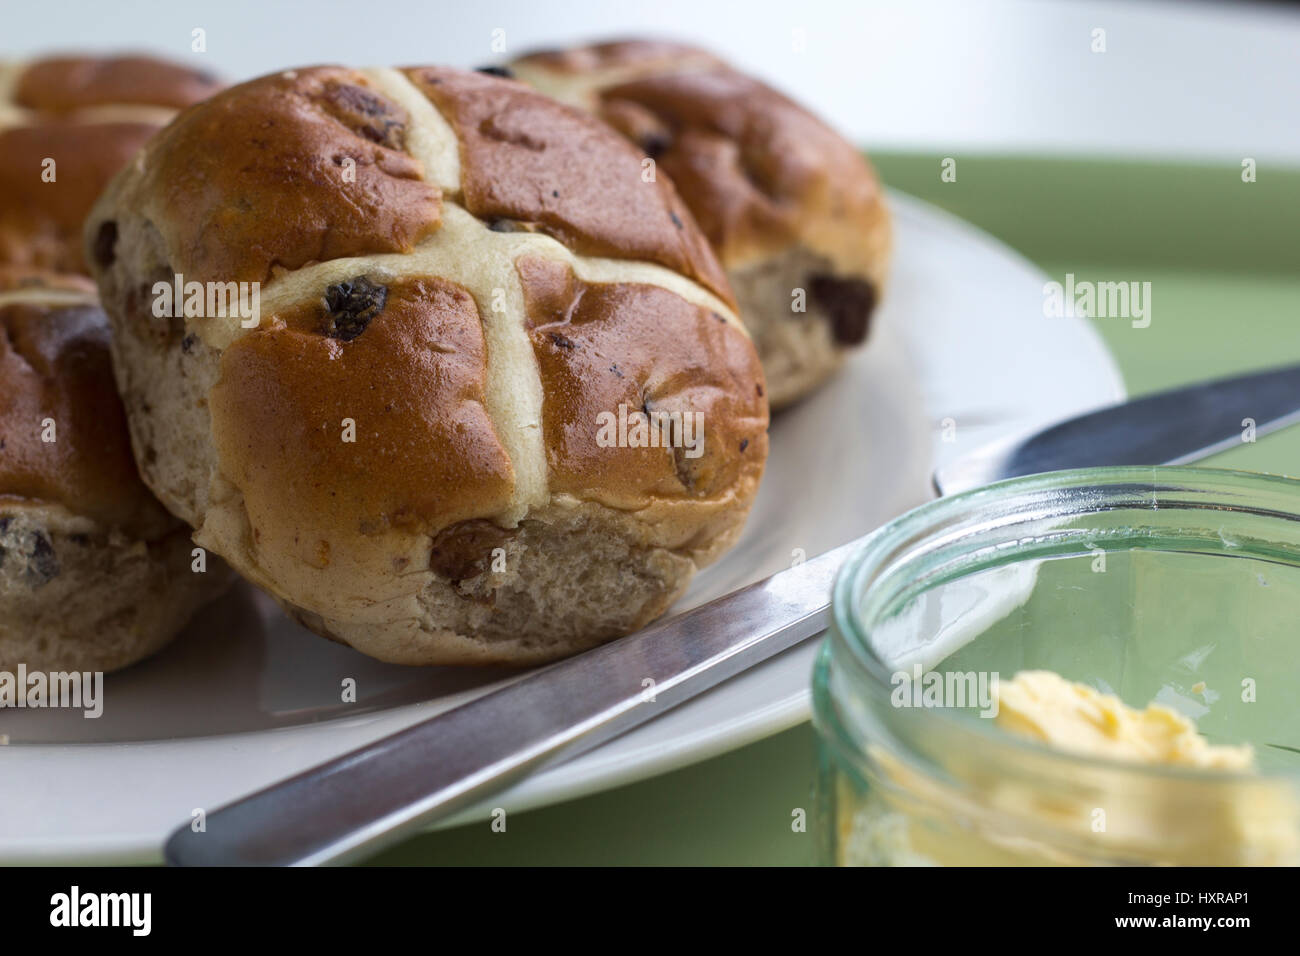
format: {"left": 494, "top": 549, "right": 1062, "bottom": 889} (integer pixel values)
{"left": 164, "top": 541, "right": 855, "bottom": 866}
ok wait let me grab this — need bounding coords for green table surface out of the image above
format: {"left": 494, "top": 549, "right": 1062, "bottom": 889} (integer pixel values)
{"left": 365, "top": 153, "right": 1300, "bottom": 866}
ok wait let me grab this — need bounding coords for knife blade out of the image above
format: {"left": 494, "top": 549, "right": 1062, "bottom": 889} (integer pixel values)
{"left": 933, "top": 363, "right": 1300, "bottom": 496}
{"left": 166, "top": 540, "right": 855, "bottom": 866}
{"left": 168, "top": 362, "right": 1300, "bottom": 866}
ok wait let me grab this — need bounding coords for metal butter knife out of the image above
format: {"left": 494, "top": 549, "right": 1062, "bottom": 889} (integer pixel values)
{"left": 934, "top": 363, "right": 1300, "bottom": 495}
{"left": 166, "top": 362, "right": 1300, "bottom": 866}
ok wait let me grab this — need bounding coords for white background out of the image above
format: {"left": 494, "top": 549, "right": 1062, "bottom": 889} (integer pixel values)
{"left": 5, "top": 0, "right": 1300, "bottom": 162}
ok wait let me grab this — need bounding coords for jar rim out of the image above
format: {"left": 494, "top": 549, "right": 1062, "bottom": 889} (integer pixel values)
{"left": 828, "top": 464, "right": 1300, "bottom": 784}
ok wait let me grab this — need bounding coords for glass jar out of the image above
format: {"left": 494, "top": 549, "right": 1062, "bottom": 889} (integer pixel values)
{"left": 813, "top": 466, "right": 1300, "bottom": 866}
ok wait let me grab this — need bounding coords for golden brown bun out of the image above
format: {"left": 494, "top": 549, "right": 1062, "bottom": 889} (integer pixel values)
{"left": 86, "top": 65, "right": 768, "bottom": 665}
{"left": 0, "top": 267, "right": 171, "bottom": 536}
{"left": 0, "top": 269, "right": 231, "bottom": 671}
{"left": 0, "top": 54, "right": 221, "bottom": 275}
{"left": 510, "top": 39, "right": 892, "bottom": 408}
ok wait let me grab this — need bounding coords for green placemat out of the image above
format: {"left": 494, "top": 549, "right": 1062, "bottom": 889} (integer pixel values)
{"left": 366, "top": 153, "right": 1300, "bottom": 866}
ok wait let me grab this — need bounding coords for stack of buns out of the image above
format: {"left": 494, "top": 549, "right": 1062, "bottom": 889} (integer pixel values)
{"left": 4, "top": 40, "right": 889, "bottom": 670}
{"left": 0, "top": 55, "right": 227, "bottom": 671}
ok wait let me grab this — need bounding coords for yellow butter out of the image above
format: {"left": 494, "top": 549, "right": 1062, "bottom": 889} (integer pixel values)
{"left": 842, "top": 670, "right": 1297, "bottom": 866}
{"left": 994, "top": 670, "right": 1255, "bottom": 770}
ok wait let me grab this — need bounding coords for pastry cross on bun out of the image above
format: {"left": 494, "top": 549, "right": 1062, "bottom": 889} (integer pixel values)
{"left": 510, "top": 39, "right": 892, "bottom": 408}
{"left": 0, "top": 55, "right": 221, "bottom": 274}
{"left": 86, "top": 65, "right": 769, "bottom": 665}
{"left": 0, "top": 268, "right": 230, "bottom": 670}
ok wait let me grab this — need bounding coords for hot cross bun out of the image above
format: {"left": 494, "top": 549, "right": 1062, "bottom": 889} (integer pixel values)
{"left": 511, "top": 39, "right": 892, "bottom": 408}
{"left": 86, "top": 65, "right": 769, "bottom": 665}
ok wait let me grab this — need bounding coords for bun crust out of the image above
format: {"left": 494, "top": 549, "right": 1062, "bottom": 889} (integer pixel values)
{"left": 511, "top": 39, "right": 892, "bottom": 407}
{"left": 0, "top": 55, "right": 221, "bottom": 275}
{"left": 0, "top": 269, "right": 230, "bottom": 671}
{"left": 87, "top": 65, "right": 768, "bottom": 665}
{"left": 0, "top": 270, "right": 170, "bottom": 536}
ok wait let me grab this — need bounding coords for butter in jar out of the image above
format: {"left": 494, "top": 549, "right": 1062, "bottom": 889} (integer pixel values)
{"left": 813, "top": 467, "right": 1300, "bottom": 866}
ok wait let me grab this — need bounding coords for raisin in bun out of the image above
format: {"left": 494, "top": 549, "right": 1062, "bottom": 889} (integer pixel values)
{"left": 85, "top": 65, "right": 769, "bottom": 666}
{"left": 509, "top": 39, "right": 891, "bottom": 409}
{"left": 0, "top": 54, "right": 221, "bottom": 274}
{"left": 0, "top": 268, "right": 231, "bottom": 671}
